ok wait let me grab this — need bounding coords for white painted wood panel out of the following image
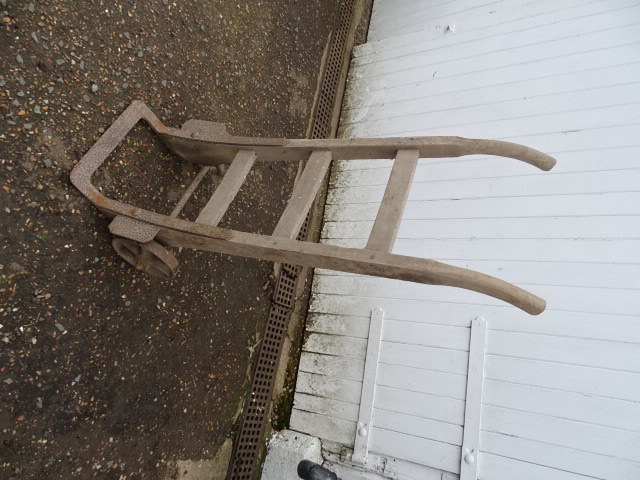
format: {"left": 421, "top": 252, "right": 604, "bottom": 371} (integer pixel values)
{"left": 369, "top": 428, "right": 462, "bottom": 474}
{"left": 294, "top": 393, "right": 360, "bottom": 423}
{"left": 310, "top": 292, "right": 640, "bottom": 344}
{"left": 482, "top": 405, "right": 640, "bottom": 462}
{"left": 478, "top": 452, "right": 597, "bottom": 480}
{"left": 480, "top": 432, "right": 640, "bottom": 480}
{"left": 291, "top": 0, "right": 640, "bottom": 478}
{"left": 485, "top": 355, "right": 640, "bottom": 403}
{"left": 483, "top": 379, "right": 640, "bottom": 432}
{"left": 375, "top": 385, "right": 466, "bottom": 426}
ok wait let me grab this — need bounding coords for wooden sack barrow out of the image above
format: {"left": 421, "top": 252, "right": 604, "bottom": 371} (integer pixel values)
{"left": 70, "top": 100, "right": 557, "bottom": 315}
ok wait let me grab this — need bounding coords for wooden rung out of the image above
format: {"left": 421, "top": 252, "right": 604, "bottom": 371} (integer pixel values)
{"left": 170, "top": 166, "right": 211, "bottom": 217}
{"left": 195, "top": 149, "right": 256, "bottom": 226}
{"left": 110, "top": 165, "right": 211, "bottom": 243}
{"left": 366, "top": 148, "right": 420, "bottom": 252}
{"left": 272, "top": 150, "right": 332, "bottom": 239}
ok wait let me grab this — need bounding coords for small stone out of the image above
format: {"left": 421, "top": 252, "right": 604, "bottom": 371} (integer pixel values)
{"left": 17, "top": 90, "right": 24, "bottom": 97}
{"left": 3, "top": 378, "right": 12, "bottom": 384}
{"left": 167, "top": 53, "right": 173, "bottom": 59}
{"left": 82, "top": 94, "right": 90, "bottom": 102}
{"left": 161, "top": 80, "right": 167, "bottom": 87}
{"left": 56, "top": 59, "right": 65, "bottom": 66}
{"left": 31, "top": 32, "right": 38, "bottom": 42}
{"left": 123, "top": 32, "right": 130, "bottom": 39}
{"left": 43, "top": 158, "right": 52, "bottom": 168}
{"left": 47, "top": 86, "right": 54, "bottom": 93}
{"left": 23, "top": 123, "right": 33, "bottom": 130}
{"left": 124, "top": 67, "right": 131, "bottom": 74}
{"left": 28, "top": 2, "right": 34, "bottom": 12}
{"left": 34, "top": 105, "right": 41, "bottom": 114}
{"left": 122, "top": 82, "right": 129, "bottom": 89}
{"left": 137, "top": 50, "right": 143, "bottom": 58}
{"left": 12, "top": 99, "right": 20, "bottom": 107}
{"left": 42, "top": 42, "right": 49, "bottom": 50}
{"left": 55, "top": 323, "right": 65, "bottom": 332}
{"left": 162, "top": 0, "right": 168, "bottom": 5}
{"left": 91, "top": 83, "right": 98, "bottom": 93}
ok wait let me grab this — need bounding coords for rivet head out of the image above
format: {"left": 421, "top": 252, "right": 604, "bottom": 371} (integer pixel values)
{"left": 358, "top": 427, "right": 367, "bottom": 437}
{"left": 464, "top": 453, "right": 475, "bottom": 465}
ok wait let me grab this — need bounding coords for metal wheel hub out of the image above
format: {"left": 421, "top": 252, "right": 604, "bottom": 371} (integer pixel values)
{"left": 112, "top": 237, "right": 179, "bottom": 278}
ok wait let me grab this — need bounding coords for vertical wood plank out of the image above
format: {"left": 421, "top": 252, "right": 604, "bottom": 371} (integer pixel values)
{"left": 366, "top": 148, "right": 419, "bottom": 252}
{"left": 352, "top": 308, "right": 384, "bottom": 464}
{"left": 272, "top": 150, "right": 332, "bottom": 238}
{"left": 460, "top": 316, "right": 487, "bottom": 480}
{"left": 195, "top": 149, "right": 256, "bottom": 226}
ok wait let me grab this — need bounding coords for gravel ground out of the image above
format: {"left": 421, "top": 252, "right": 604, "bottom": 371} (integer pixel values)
{"left": 0, "top": 1, "right": 340, "bottom": 478}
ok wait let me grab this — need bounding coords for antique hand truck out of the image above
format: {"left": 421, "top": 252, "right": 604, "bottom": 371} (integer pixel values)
{"left": 70, "top": 100, "right": 556, "bottom": 315}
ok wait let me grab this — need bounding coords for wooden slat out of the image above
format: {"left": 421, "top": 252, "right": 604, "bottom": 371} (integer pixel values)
{"left": 485, "top": 355, "right": 640, "bottom": 403}
{"left": 293, "top": 392, "right": 360, "bottom": 422}
{"left": 366, "top": 148, "right": 419, "bottom": 252}
{"left": 482, "top": 405, "right": 640, "bottom": 462}
{"left": 303, "top": 332, "right": 367, "bottom": 360}
{"left": 306, "top": 313, "right": 371, "bottom": 338}
{"left": 479, "top": 452, "right": 591, "bottom": 480}
{"left": 375, "top": 385, "right": 466, "bottom": 426}
{"left": 380, "top": 342, "right": 469, "bottom": 375}
{"left": 290, "top": 409, "right": 355, "bottom": 445}
{"left": 369, "top": 428, "right": 461, "bottom": 474}
{"left": 481, "top": 431, "right": 640, "bottom": 480}
{"left": 377, "top": 364, "right": 467, "bottom": 400}
{"left": 171, "top": 166, "right": 211, "bottom": 217}
{"left": 295, "top": 371, "right": 362, "bottom": 404}
{"left": 373, "top": 408, "right": 464, "bottom": 446}
{"left": 484, "top": 379, "right": 640, "bottom": 431}
{"left": 272, "top": 150, "right": 332, "bottom": 238}
{"left": 195, "top": 149, "right": 256, "bottom": 226}
{"left": 298, "top": 352, "right": 365, "bottom": 382}
{"left": 109, "top": 166, "right": 211, "bottom": 243}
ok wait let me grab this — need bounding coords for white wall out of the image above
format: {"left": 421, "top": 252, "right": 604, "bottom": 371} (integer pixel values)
{"left": 294, "top": 0, "right": 640, "bottom": 479}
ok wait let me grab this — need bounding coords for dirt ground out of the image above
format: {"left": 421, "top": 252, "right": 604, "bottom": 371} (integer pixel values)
{"left": 0, "top": 1, "right": 341, "bottom": 478}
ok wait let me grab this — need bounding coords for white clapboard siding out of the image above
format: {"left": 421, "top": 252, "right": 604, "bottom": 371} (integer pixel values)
{"left": 289, "top": 1, "right": 640, "bottom": 479}
{"left": 310, "top": 292, "right": 640, "bottom": 346}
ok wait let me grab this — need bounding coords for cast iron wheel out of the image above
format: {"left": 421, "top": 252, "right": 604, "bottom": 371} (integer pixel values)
{"left": 112, "top": 236, "right": 179, "bottom": 278}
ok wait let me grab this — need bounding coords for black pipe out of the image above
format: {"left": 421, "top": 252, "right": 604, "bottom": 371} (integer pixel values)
{"left": 297, "top": 460, "right": 341, "bottom": 480}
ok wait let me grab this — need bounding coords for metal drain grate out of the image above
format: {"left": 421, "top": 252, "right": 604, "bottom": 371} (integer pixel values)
{"left": 227, "top": 2, "right": 357, "bottom": 479}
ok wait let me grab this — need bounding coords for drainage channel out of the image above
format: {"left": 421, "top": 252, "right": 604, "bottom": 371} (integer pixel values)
{"left": 226, "top": 1, "right": 360, "bottom": 479}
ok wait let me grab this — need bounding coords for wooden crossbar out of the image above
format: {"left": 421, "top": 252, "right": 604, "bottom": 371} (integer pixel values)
{"left": 272, "top": 150, "right": 332, "bottom": 239}
{"left": 195, "top": 149, "right": 256, "bottom": 227}
{"left": 367, "top": 148, "right": 419, "bottom": 252}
